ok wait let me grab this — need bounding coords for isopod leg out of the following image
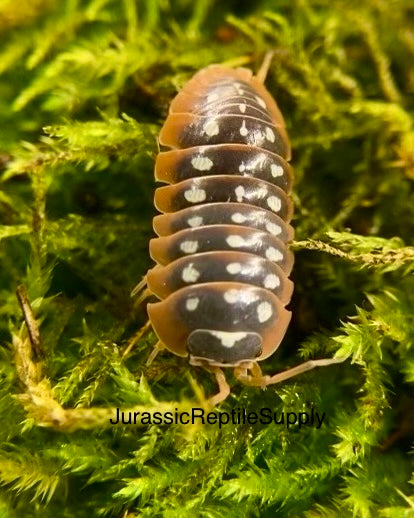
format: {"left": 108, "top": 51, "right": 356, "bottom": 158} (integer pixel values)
{"left": 234, "top": 362, "right": 268, "bottom": 387}
{"left": 146, "top": 340, "right": 166, "bottom": 366}
{"left": 130, "top": 275, "right": 147, "bottom": 297}
{"left": 235, "top": 357, "right": 346, "bottom": 387}
{"left": 131, "top": 275, "right": 152, "bottom": 307}
{"left": 204, "top": 366, "right": 231, "bottom": 406}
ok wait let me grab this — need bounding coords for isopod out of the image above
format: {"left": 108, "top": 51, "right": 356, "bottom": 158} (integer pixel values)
{"left": 144, "top": 55, "right": 343, "bottom": 405}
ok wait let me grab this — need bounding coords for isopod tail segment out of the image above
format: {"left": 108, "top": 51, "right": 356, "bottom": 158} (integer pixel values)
{"left": 145, "top": 53, "right": 345, "bottom": 406}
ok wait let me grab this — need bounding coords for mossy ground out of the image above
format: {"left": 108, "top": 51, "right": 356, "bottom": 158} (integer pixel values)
{"left": 0, "top": 1, "right": 414, "bottom": 516}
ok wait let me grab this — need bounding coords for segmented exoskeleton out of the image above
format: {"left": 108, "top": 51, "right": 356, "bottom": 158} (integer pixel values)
{"left": 144, "top": 56, "right": 342, "bottom": 404}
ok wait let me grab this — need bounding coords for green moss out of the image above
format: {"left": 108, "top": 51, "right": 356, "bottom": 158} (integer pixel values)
{"left": 1, "top": 0, "right": 414, "bottom": 516}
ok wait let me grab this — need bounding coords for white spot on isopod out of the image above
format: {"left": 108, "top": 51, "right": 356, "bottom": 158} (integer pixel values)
{"left": 239, "top": 120, "right": 248, "bottom": 137}
{"left": 186, "top": 297, "right": 199, "bottom": 311}
{"left": 255, "top": 95, "right": 267, "bottom": 109}
{"left": 266, "top": 246, "right": 283, "bottom": 262}
{"left": 191, "top": 156, "right": 214, "bottom": 171}
{"left": 239, "top": 154, "right": 267, "bottom": 173}
{"left": 266, "top": 127, "right": 275, "bottom": 143}
{"left": 256, "top": 186, "right": 268, "bottom": 198}
{"left": 267, "top": 195, "right": 281, "bottom": 212}
{"left": 203, "top": 118, "right": 219, "bottom": 137}
{"left": 224, "top": 289, "right": 240, "bottom": 304}
{"left": 235, "top": 84, "right": 245, "bottom": 95}
{"left": 184, "top": 188, "right": 206, "bottom": 203}
{"left": 209, "top": 330, "right": 248, "bottom": 348}
{"left": 271, "top": 164, "right": 284, "bottom": 177}
{"left": 188, "top": 216, "right": 203, "bottom": 227}
{"left": 257, "top": 301, "right": 273, "bottom": 323}
{"left": 180, "top": 240, "right": 199, "bottom": 254}
{"left": 264, "top": 273, "right": 280, "bottom": 290}
{"left": 265, "top": 221, "right": 282, "bottom": 236}
{"left": 207, "top": 92, "right": 219, "bottom": 103}
{"left": 239, "top": 103, "right": 246, "bottom": 113}
{"left": 231, "top": 212, "right": 247, "bottom": 224}
{"left": 226, "top": 262, "right": 242, "bottom": 274}
{"left": 182, "top": 263, "right": 200, "bottom": 283}
{"left": 226, "top": 235, "right": 247, "bottom": 248}
{"left": 235, "top": 186, "right": 245, "bottom": 202}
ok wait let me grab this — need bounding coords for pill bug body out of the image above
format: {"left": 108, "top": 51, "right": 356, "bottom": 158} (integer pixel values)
{"left": 146, "top": 63, "right": 294, "bottom": 370}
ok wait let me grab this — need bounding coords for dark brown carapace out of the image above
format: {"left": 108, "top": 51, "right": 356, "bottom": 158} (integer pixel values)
{"left": 144, "top": 57, "right": 342, "bottom": 405}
